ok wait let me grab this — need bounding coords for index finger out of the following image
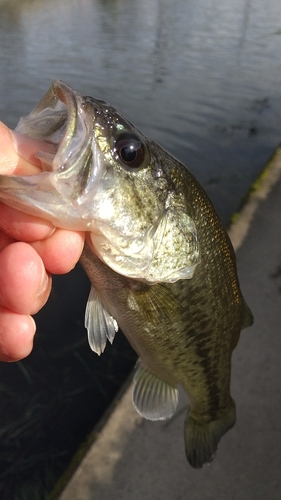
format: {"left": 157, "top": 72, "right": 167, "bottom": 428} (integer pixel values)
{"left": 0, "top": 203, "right": 55, "bottom": 242}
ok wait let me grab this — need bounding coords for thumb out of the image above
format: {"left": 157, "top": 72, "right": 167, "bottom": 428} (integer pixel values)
{"left": 0, "top": 121, "right": 56, "bottom": 175}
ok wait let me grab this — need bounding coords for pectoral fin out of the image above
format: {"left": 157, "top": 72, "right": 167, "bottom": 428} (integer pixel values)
{"left": 127, "top": 282, "right": 182, "bottom": 327}
{"left": 85, "top": 285, "right": 119, "bottom": 355}
{"left": 133, "top": 361, "right": 178, "bottom": 420}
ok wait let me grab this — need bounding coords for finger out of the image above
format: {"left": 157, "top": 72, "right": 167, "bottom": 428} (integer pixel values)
{"left": 0, "top": 122, "right": 21, "bottom": 173}
{"left": 32, "top": 228, "right": 85, "bottom": 274}
{"left": 0, "top": 121, "right": 40, "bottom": 174}
{"left": 11, "top": 129, "right": 57, "bottom": 172}
{"left": 0, "top": 307, "right": 36, "bottom": 362}
{"left": 0, "top": 203, "right": 55, "bottom": 242}
{"left": 0, "top": 242, "right": 52, "bottom": 315}
{"left": 0, "top": 121, "right": 56, "bottom": 175}
{"left": 0, "top": 229, "right": 14, "bottom": 252}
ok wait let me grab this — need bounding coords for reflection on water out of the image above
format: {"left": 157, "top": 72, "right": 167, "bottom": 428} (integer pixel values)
{"left": 0, "top": 0, "right": 280, "bottom": 498}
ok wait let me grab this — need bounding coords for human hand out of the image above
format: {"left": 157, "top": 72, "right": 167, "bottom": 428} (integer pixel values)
{"left": 0, "top": 121, "right": 85, "bottom": 361}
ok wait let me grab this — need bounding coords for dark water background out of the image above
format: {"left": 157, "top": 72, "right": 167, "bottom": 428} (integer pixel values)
{"left": 0, "top": 0, "right": 280, "bottom": 498}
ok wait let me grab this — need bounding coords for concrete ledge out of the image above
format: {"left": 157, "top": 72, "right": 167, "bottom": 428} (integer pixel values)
{"left": 58, "top": 146, "right": 281, "bottom": 500}
{"left": 228, "top": 145, "right": 281, "bottom": 250}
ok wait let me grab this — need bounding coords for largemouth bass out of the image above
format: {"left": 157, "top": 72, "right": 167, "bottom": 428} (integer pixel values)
{"left": 0, "top": 81, "right": 253, "bottom": 468}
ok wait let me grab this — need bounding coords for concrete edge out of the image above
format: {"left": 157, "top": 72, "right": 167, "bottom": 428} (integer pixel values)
{"left": 228, "top": 145, "right": 281, "bottom": 251}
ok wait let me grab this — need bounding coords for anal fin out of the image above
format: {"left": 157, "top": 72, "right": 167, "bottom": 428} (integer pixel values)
{"left": 133, "top": 361, "right": 178, "bottom": 421}
{"left": 85, "top": 285, "right": 118, "bottom": 355}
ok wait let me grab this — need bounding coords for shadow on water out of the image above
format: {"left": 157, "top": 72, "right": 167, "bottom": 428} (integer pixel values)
{"left": 0, "top": 0, "right": 280, "bottom": 497}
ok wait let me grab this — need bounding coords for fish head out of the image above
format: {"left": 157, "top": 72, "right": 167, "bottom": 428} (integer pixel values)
{"left": 0, "top": 80, "right": 200, "bottom": 283}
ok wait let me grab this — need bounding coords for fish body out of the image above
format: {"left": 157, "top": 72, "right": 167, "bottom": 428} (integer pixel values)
{"left": 0, "top": 81, "right": 253, "bottom": 468}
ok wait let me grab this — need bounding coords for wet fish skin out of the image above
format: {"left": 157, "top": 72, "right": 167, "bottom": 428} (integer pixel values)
{"left": 0, "top": 81, "right": 253, "bottom": 468}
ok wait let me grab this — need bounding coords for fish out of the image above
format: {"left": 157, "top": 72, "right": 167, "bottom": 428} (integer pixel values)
{"left": 0, "top": 80, "right": 253, "bottom": 468}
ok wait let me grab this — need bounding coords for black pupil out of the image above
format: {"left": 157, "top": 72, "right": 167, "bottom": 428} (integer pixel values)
{"left": 120, "top": 143, "right": 138, "bottom": 163}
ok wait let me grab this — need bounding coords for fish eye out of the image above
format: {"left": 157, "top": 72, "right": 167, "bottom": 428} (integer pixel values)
{"left": 114, "top": 134, "right": 145, "bottom": 169}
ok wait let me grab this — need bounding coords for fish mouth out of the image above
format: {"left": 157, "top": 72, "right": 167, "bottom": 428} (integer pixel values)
{"left": 15, "top": 80, "right": 100, "bottom": 202}
{"left": 0, "top": 81, "right": 105, "bottom": 229}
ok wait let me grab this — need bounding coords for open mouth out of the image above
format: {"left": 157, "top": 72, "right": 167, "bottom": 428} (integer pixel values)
{"left": 0, "top": 81, "right": 100, "bottom": 228}
{"left": 14, "top": 80, "right": 88, "bottom": 175}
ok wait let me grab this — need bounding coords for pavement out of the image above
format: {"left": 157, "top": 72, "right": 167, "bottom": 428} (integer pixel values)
{"left": 58, "top": 146, "right": 281, "bottom": 500}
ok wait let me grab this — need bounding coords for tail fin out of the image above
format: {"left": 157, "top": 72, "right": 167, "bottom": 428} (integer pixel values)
{"left": 184, "top": 399, "right": 236, "bottom": 468}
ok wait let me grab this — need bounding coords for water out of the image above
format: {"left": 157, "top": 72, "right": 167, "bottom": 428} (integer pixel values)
{"left": 0, "top": 0, "right": 280, "bottom": 497}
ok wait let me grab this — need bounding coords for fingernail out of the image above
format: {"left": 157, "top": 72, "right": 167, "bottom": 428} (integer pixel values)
{"left": 29, "top": 315, "right": 37, "bottom": 335}
{"left": 37, "top": 264, "right": 49, "bottom": 297}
